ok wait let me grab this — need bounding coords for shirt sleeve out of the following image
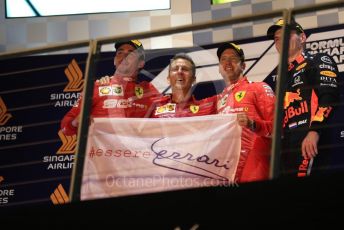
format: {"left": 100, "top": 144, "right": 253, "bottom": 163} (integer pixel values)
{"left": 252, "top": 82, "right": 275, "bottom": 137}
{"left": 309, "top": 53, "right": 340, "bottom": 133}
{"left": 60, "top": 81, "right": 99, "bottom": 135}
{"left": 198, "top": 94, "right": 218, "bottom": 106}
{"left": 143, "top": 82, "right": 163, "bottom": 118}
{"left": 196, "top": 94, "right": 218, "bottom": 115}
{"left": 60, "top": 96, "right": 82, "bottom": 136}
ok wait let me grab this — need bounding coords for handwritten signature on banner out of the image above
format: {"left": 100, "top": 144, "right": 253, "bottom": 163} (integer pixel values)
{"left": 151, "top": 137, "right": 234, "bottom": 181}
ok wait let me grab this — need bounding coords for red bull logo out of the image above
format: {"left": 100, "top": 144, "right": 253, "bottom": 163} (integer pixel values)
{"left": 284, "top": 101, "right": 309, "bottom": 126}
{"left": 284, "top": 89, "right": 302, "bottom": 109}
{"left": 312, "top": 106, "right": 332, "bottom": 122}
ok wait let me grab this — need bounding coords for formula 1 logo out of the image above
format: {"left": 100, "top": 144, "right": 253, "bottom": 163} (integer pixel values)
{"left": 0, "top": 97, "right": 12, "bottom": 126}
{"left": 64, "top": 59, "right": 84, "bottom": 92}
{"left": 57, "top": 130, "right": 77, "bottom": 154}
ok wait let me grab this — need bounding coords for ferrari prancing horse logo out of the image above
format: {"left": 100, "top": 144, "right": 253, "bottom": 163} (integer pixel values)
{"left": 189, "top": 105, "right": 199, "bottom": 114}
{"left": 135, "top": 86, "right": 144, "bottom": 98}
{"left": 235, "top": 91, "right": 246, "bottom": 102}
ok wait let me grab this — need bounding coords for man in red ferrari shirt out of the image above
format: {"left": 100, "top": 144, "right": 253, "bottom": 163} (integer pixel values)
{"left": 60, "top": 40, "right": 161, "bottom": 136}
{"left": 151, "top": 53, "right": 216, "bottom": 118}
{"left": 98, "top": 53, "right": 216, "bottom": 117}
{"left": 97, "top": 46, "right": 275, "bottom": 183}
{"left": 211, "top": 42, "right": 276, "bottom": 183}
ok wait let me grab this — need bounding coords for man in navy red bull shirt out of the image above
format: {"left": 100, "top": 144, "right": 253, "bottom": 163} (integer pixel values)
{"left": 267, "top": 18, "right": 340, "bottom": 177}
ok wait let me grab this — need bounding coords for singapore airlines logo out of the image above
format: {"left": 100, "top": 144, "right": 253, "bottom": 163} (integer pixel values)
{"left": 42, "top": 130, "right": 75, "bottom": 170}
{"left": 64, "top": 59, "right": 84, "bottom": 92}
{"left": 0, "top": 176, "right": 15, "bottom": 204}
{"left": 0, "top": 97, "right": 12, "bottom": 125}
{"left": 50, "top": 184, "right": 70, "bottom": 205}
{"left": 50, "top": 59, "right": 83, "bottom": 107}
{"left": 57, "top": 130, "right": 77, "bottom": 154}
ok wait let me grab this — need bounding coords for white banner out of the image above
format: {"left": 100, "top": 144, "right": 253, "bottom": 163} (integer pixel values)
{"left": 81, "top": 114, "right": 241, "bottom": 200}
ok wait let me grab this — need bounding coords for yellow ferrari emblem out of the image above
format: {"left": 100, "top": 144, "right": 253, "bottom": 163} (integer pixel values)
{"left": 190, "top": 105, "right": 199, "bottom": 114}
{"left": 135, "top": 86, "right": 144, "bottom": 98}
{"left": 235, "top": 91, "right": 246, "bottom": 102}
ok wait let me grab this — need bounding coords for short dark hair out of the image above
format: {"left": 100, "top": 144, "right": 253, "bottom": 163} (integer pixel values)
{"left": 169, "top": 53, "right": 196, "bottom": 77}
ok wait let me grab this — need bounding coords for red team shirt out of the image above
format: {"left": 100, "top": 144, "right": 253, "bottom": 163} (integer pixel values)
{"left": 150, "top": 94, "right": 216, "bottom": 118}
{"left": 61, "top": 74, "right": 274, "bottom": 183}
{"left": 205, "top": 77, "right": 275, "bottom": 182}
{"left": 61, "top": 75, "right": 161, "bottom": 135}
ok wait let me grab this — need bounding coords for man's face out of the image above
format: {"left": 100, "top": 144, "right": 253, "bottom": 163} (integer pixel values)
{"left": 218, "top": 49, "right": 245, "bottom": 84}
{"left": 274, "top": 29, "right": 305, "bottom": 58}
{"left": 114, "top": 44, "right": 144, "bottom": 76}
{"left": 168, "top": 58, "right": 195, "bottom": 91}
